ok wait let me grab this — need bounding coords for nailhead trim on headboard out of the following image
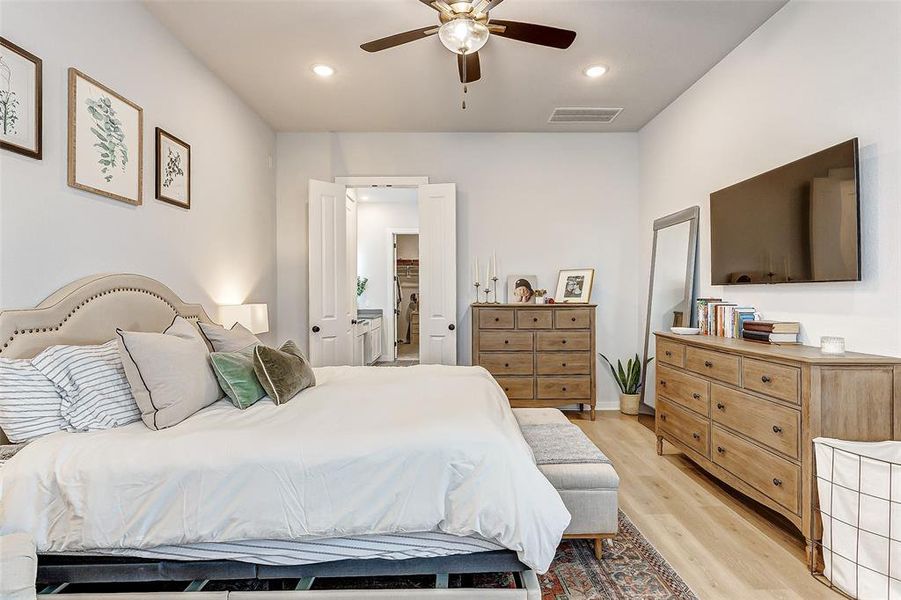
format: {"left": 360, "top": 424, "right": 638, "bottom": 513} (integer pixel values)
{"left": 0, "top": 287, "right": 202, "bottom": 355}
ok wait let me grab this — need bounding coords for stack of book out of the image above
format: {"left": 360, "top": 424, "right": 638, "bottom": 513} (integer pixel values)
{"left": 741, "top": 321, "right": 800, "bottom": 344}
{"left": 696, "top": 298, "right": 760, "bottom": 338}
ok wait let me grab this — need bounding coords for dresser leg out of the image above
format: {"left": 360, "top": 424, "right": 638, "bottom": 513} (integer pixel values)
{"left": 590, "top": 406, "right": 596, "bottom": 421}
{"left": 805, "top": 538, "right": 822, "bottom": 573}
{"left": 656, "top": 436, "right": 664, "bottom": 455}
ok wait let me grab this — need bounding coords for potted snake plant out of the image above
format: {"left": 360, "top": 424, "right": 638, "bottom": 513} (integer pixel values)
{"left": 599, "top": 353, "right": 651, "bottom": 415}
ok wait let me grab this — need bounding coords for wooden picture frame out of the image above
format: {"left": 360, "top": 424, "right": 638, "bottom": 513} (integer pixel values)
{"left": 555, "top": 268, "right": 595, "bottom": 303}
{"left": 0, "top": 37, "right": 42, "bottom": 159}
{"left": 67, "top": 68, "right": 143, "bottom": 205}
{"left": 155, "top": 127, "right": 191, "bottom": 209}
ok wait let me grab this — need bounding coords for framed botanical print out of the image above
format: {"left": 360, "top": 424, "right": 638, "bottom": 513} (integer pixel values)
{"left": 0, "top": 37, "right": 42, "bottom": 159}
{"left": 155, "top": 128, "right": 191, "bottom": 209}
{"left": 68, "top": 68, "right": 143, "bottom": 205}
{"left": 555, "top": 268, "right": 594, "bottom": 303}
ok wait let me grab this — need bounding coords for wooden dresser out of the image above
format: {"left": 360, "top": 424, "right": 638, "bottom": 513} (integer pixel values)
{"left": 654, "top": 331, "right": 901, "bottom": 563}
{"left": 472, "top": 303, "right": 597, "bottom": 419}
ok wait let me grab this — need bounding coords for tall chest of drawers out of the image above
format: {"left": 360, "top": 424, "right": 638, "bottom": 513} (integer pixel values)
{"left": 654, "top": 332, "right": 901, "bottom": 564}
{"left": 472, "top": 303, "right": 597, "bottom": 420}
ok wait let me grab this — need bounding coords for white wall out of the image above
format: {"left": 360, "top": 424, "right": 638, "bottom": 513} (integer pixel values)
{"left": 356, "top": 198, "right": 419, "bottom": 360}
{"left": 639, "top": 0, "right": 901, "bottom": 355}
{"left": 276, "top": 132, "right": 640, "bottom": 408}
{"left": 0, "top": 1, "right": 277, "bottom": 336}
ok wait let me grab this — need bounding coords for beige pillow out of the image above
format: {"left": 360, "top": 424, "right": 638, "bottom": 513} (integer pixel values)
{"left": 117, "top": 317, "right": 223, "bottom": 430}
{"left": 198, "top": 322, "right": 261, "bottom": 352}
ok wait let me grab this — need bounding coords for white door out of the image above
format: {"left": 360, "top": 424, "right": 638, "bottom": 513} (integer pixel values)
{"left": 346, "top": 190, "right": 358, "bottom": 357}
{"left": 308, "top": 179, "right": 351, "bottom": 366}
{"left": 418, "top": 183, "right": 457, "bottom": 365}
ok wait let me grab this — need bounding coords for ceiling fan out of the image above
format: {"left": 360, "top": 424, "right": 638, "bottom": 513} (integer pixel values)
{"left": 361, "top": 0, "right": 577, "bottom": 106}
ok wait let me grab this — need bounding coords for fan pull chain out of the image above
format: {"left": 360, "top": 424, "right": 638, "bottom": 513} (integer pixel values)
{"left": 462, "top": 52, "right": 467, "bottom": 110}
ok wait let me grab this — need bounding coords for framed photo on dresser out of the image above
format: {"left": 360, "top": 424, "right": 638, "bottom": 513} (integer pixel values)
{"left": 0, "top": 37, "right": 42, "bottom": 159}
{"left": 555, "top": 268, "right": 594, "bottom": 303}
{"left": 67, "top": 68, "right": 143, "bottom": 205}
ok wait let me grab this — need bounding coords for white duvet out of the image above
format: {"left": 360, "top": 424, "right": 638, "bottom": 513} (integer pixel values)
{"left": 0, "top": 365, "right": 570, "bottom": 572}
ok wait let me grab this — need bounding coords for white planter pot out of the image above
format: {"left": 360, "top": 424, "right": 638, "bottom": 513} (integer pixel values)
{"left": 620, "top": 393, "right": 640, "bottom": 415}
{"left": 535, "top": 297, "right": 546, "bottom": 304}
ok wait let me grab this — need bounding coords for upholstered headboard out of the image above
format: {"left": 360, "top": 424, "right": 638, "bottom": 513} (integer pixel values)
{"left": 0, "top": 274, "right": 215, "bottom": 443}
{"left": 0, "top": 273, "right": 215, "bottom": 360}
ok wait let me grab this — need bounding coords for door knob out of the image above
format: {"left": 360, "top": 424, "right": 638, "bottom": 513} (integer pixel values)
{"left": 351, "top": 319, "right": 358, "bottom": 325}
{"left": 448, "top": 323, "right": 456, "bottom": 331}
{"left": 312, "top": 325, "right": 321, "bottom": 333}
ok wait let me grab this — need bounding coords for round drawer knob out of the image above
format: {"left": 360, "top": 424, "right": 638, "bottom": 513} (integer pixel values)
{"left": 571, "top": 317, "right": 576, "bottom": 322}
{"left": 692, "top": 393, "right": 701, "bottom": 400}
{"left": 660, "top": 414, "right": 667, "bottom": 422}
{"left": 660, "top": 380, "right": 667, "bottom": 387}
{"left": 772, "top": 425, "right": 783, "bottom": 434}
{"left": 665, "top": 351, "right": 672, "bottom": 357}
{"left": 494, "top": 317, "right": 500, "bottom": 322}
{"left": 772, "top": 478, "right": 783, "bottom": 487}
{"left": 562, "top": 387, "right": 567, "bottom": 392}
{"left": 761, "top": 375, "right": 772, "bottom": 383}
{"left": 504, "top": 387, "right": 509, "bottom": 391}
{"left": 716, "top": 403, "right": 725, "bottom": 410}
{"left": 562, "top": 340, "right": 567, "bottom": 344}
{"left": 692, "top": 432, "right": 701, "bottom": 440}
{"left": 562, "top": 363, "right": 567, "bottom": 367}
{"left": 504, "top": 363, "right": 510, "bottom": 368}
{"left": 533, "top": 317, "right": 538, "bottom": 322}
{"left": 716, "top": 446, "right": 726, "bottom": 454}
{"left": 504, "top": 340, "right": 509, "bottom": 344}
{"left": 704, "top": 361, "right": 713, "bottom": 368}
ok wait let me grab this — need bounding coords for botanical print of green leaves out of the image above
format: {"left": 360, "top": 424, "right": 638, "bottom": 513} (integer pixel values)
{"left": 163, "top": 148, "right": 184, "bottom": 188}
{"left": 0, "top": 55, "right": 20, "bottom": 136}
{"left": 86, "top": 95, "right": 128, "bottom": 183}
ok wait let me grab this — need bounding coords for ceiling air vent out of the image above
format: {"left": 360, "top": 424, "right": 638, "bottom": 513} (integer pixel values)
{"left": 548, "top": 107, "right": 623, "bottom": 124}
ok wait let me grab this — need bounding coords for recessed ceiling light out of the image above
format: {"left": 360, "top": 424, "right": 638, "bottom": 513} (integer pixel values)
{"left": 312, "top": 64, "right": 335, "bottom": 77}
{"left": 583, "top": 65, "right": 608, "bottom": 78}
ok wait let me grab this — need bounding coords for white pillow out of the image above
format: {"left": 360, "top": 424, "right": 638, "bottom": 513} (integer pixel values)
{"left": 198, "top": 322, "right": 261, "bottom": 352}
{"left": 0, "top": 357, "right": 67, "bottom": 443}
{"left": 117, "top": 317, "right": 223, "bottom": 430}
{"left": 32, "top": 340, "right": 140, "bottom": 431}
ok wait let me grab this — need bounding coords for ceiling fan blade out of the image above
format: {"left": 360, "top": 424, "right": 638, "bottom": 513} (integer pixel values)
{"left": 457, "top": 52, "right": 481, "bottom": 83}
{"left": 489, "top": 20, "right": 576, "bottom": 49}
{"left": 361, "top": 26, "right": 439, "bottom": 52}
{"left": 419, "top": 0, "right": 453, "bottom": 15}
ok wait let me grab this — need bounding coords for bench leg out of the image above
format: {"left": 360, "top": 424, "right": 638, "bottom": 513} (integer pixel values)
{"left": 594, "top": 537, "right": 604, "bottom": 560}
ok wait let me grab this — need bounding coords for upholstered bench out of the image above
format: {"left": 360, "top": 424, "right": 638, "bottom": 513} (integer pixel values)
{"left": 513, "top": 408, "right": 620, "bottom": 559}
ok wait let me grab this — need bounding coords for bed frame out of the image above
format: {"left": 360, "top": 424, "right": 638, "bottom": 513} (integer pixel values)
{"left": 0, "top": 274, "right": 541, "bottom": 599}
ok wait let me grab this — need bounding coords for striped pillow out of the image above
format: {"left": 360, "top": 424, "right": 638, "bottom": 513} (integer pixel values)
{"left": 32, "top": 341, "right": 141, "bottom": 431}
{"left": 0, "top": 358, "right": 68, "bottom": 443}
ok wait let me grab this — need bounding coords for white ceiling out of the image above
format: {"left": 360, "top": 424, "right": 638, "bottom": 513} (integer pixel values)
{"left": 145, "top": 0, "right": 786, "bottom": 132}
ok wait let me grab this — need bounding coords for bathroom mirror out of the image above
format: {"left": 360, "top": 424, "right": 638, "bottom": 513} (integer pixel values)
{"left": 639, "top": 206, "right": 700, "bottom": 413}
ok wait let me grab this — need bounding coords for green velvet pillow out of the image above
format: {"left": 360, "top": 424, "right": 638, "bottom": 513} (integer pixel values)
{"left": 210, "top": 345, "right": 267, "bottom": 409}
{"left": 253, "top": 341, "right": 316, "bottom": 405}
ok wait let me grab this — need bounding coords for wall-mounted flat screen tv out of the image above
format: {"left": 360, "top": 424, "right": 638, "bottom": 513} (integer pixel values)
{"left": 710, "top": 138, "right": 860, "bottom": 285}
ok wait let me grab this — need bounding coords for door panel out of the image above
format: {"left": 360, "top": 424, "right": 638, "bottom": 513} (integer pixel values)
{"left": 308, "top": 179, "right": 351, "bottom": 366}
{"left": 418, "top": 183, "right": 457, "bottom": 365}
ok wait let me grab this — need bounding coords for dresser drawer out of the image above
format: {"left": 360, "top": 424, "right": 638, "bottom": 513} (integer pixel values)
{"left": 479, "top": 331, "right": 533, "bottom": 352}
{"left": 555, "top": 309, "right": 591, "bottom": 329}
{"left": 536, "top": 331, "right": 591, "bottom": 351}
{"left": 479, "top": 309, "right": 515, "bottom": 329}
{"left": 711, "top": 384, "right": 800, "bottom": 459}
{"left": 537, "top": 376, "right": 591, "bottom": 399}
{"left": 537, "top": 352, "right": 591, "bottom": 375}
{"left": 495, "top": 376, "right": 534, "bottom": 400}
{"left": 742, "top": 358, "right": 800, "bottom": 404}
{"left": 685, "top": 347, "right": 741, "bottom": 386}
{"left": 657, "top": 338, "right": 685, "bottom": 367}
{"left": 712, "top": 426, "right": 800, "bottom": 514}
{"left": 480, "top": 353, "right": 533, "bottom": 376}
{"left": 657, "top": 398, "right": 709, "bottom": 458}
{"left": 517, "top": 310, "right": 553, "bottom": 329}
{"left": 656, "top": 364, "right": 709, "bottom": 416}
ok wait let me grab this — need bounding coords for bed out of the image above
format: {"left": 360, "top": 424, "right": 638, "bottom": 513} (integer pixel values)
{"left": 0, "top": 274, "right": 569, "bottom": 598}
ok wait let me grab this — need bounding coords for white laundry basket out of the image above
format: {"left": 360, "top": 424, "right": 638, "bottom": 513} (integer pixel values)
{"left": 813, "top": 437, "right": 901, "bottom": 599}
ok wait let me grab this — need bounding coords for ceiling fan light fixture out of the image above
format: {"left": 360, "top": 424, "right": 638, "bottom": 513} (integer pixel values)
{"left": 438, "top": 18, "right": 489, "bottom": 55}
{"left": 583, "top": 65, "right": 608, "bottom": 78}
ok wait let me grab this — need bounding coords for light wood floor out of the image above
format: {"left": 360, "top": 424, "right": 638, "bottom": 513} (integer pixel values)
{"left": 570, "top": 410, "right": 838, "bottom": 599}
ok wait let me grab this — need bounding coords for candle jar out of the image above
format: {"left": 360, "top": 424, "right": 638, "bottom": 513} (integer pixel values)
{"left": 820, "top": 336, "right": 845, "bottom": 355}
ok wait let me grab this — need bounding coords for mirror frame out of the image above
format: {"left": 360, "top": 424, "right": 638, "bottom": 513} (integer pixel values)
{"left": 639, "top": 206, "right": 700, "bottom": 412}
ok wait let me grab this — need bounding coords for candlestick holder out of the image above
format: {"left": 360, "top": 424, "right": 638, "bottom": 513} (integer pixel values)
{"left": 490, "top": 277, "right": 500, "bottom": 303}
{"left": 473, "top": 282, "right": 481, "bottom": 304}
{"left": 482, "top": 288, "right": 491, "bottom": 303}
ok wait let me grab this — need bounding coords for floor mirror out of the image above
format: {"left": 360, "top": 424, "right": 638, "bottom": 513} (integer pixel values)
{"left": 639, "top": 206, "right": 700, "bottom": 415}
